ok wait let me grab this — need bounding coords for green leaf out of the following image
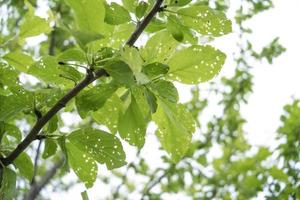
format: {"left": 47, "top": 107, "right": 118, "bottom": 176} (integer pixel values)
{"left": 71, "top": 30, "right": 103, "bottom": 50}
{"left": 153, "top": 100, "right": 195, "bottom": 162}
{"left": 88, "top": 23, "right": 135, "bottom": 49}
{"left": 104, "top": 60, "right": 135, "bottom": 87}
{"left": 142, "top": 62, "right": 169, "bottom": 80}
{"left": 0, "top": 123, "right": 22, "bottom": 142}
{"left": 131, "top": 86, "right": 151, "bottom": 119}
{"left": 57, "top": 48, "right": 86, "bottom": 63}
{"left": 269, "top": 166, "right": 289, "bottom": 182}
{"left": 0, "top": 62, "right": 19, "bottom": 90}
{"left": 3, "top": 51, "right": 34, "bottom": 72}
{"left": 65, "top": 0, "right": 106, "bottom": 33}
{"left": 66, "top": 138, "right": 97, "bottom": 188}
{"left": 76, "top": 83, "right": 117, "bottom": 118}
{"left": 167, "top": 15, "right": 184, "bottom": 42}
{"left": 42, "top": 139, "right": 58, "bottom": 159}
{"left": 66, "top": 128, "right": 126, "bottom": 187}
{"left": 177, "top": 5, "right": 232, "bottom": 37}
{"left": 121, "top": 46, "right": 143, "bottom": 75}
{"left": 141, "top": 31, "right": 179, "bottom": 64}
{"left": 13, "top": 152, "right": 34, "bottom": 181}
{"left": 122, "top": 0, "right": 138, "bottom": 12}
{"left": 92, "top": 94, "right": 124, "bottom": 134}
{"left": 243, "top": 175, "right": 262, "bottom": 189}
{"left": 94, "top": 47, "right": 116, "bottom": 65}
{"left": 59, "top": 65, "right": 83, "bottom": 83}
{"left": 118, "top": 93, "right": 147, "bottom": 148}
{"left": 19, "top": 1, "right": 51, "bottom": 40}
{"left": 149, "top": 80, "right": 179, "bottom": 103}
{"left": 28, "top": 56, "right": 76, "bottom": 87}
{"left": 166, "top": 15, "right": 197, "bottom": 44}
{"left": 169, "top": 0, "right": 192, "bottom": 7}
{"left": 104, "top": 3, "right": 131, "bottom": 25}
{"left": 57, "top": 136, "right": 69, "bottom": 171}
{"left": 81, "top": 191, "right": 89, "bottom": 200}
{"left": 46, "top": 115, "right": 58, "bottom": 134}
{"left": 256, "top": 147, "right": 271, "bottom": 161}
{"left": 0, "top": 167, "right": 16, "bottom": 200}
{"left": 145, "top": 18, "right": 166, "bottom": 33}
{"left": 0, "top": 93, "right": 31, "bottom": 121}
{"left": 167, "top": 45, "right": 226, "bottom": 84}
{"left": 145, "top": 88, "right": 157, "bottom": 113}
{"left": 136, "top": 1, "right": 149, "bottom": 19}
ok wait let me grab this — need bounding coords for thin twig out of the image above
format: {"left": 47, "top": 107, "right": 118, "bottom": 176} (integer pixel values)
{"left": 31, "top": 140, "right": 42, "bottom": 185}
{"left": 24, "top": 157, "right": 65, "bottom": 200}
{"left": 0, "top": 0, "right": 164, "bottom": 168}
{"left": 140, "top": 165, "right": 174, "bottom": 200}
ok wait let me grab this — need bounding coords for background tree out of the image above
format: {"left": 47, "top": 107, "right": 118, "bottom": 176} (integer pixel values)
{"left": 0, "top": 0, "right": 298, "bottom": 200}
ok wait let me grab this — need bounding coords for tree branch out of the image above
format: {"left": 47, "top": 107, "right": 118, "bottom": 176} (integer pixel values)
{"left": 0, "top": 69, "right": 106, "bottom": 166}
{"left": 24, "top": 158, "right": 65, "bottom": 200}
{"left": 0, "top": 0, "right": 164, "bottom": 167}
{"left": 126, "top": 0, "right": 164, "bottom": 46}
{"left": 31, "top": 140, "right": 42, "bottom": 185}
{"left": 140, "top": 166, "right": 173, "bottom": 200}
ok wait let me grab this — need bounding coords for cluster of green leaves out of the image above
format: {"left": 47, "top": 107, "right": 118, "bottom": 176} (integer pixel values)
{"left": 94, "top": 1, "right": 297, "bottom": 200}
{"left": 0, "top": 0, "right": 233, "bottom": 197}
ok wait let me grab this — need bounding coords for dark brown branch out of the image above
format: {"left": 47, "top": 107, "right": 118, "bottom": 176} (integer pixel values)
{"left": 24, "top": 158, "right": 64, "bottom": 200}
{"left": 0, "top": 0, "right": 163, "bottom": 167}
{"left": 0, "top": 69, "right": 106, "bottom": 166}
{"left": 126, "top": 0, "right": 164, "bottom": 46}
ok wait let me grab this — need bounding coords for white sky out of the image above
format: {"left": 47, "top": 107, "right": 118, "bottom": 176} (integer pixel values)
{"left": 41, "top": 0, "right": 300, "bottom": 199}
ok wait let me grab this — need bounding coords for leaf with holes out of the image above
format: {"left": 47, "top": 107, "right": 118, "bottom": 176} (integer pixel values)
{"left": 153, "top": 99, "right": 195, "bottom": 162}
{"left": 149, "top": 80, "right": 179, "bottom": 103}
{"left": 66, "top": 128, "right": 126, "bottom": 187}
{"left": 104, "top": 60, "right": 135, "bottom": 87}
{"left": 0, "top": 93, "right": 31, "bottom": 122}
{"left": 28, "top": 56, "right": 77, "bottom": 87}
{"left": 76, "top": 83, "right": 117, "bottom": 118}
{"left": 3, "top": 51, "right": 34, "bottom": 72}
{"left": 92, "top": 94, "right": 124, "bottom": 134}
{"left": 104, "top": 3, "right": 131, "bottom": 25}
{"left": 121, "top": 46, "right": 143, "bottom": 75}
{"left": 118, "top": 93, "right": 147, "bottom": 148}
{"left": 167, "top": 45, "right": 226, "bottom": 84}
{"left": 141, "top": 30, "right": 179, "bottom": 64}
{"left": 142, "top": 62, "right": 169, "bottom": 80}
{"left": 177, "top": 5, "right": 232, "bottom": 37}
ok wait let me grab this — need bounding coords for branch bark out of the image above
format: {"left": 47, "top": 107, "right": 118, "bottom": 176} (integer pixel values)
{"left": 0, "top": 0, "right": 164, "bottom": 167}
{"left": 126, "top": 0, "right": 164, "bottom": 46}
{"left": 31, "top": 140, "right": 42, "bottom": 185}
{"left": 0, "top": 69, "right": 106, "bottom": 166}
{"left": 24, "top": 158, "right": 65, "bottom": 200}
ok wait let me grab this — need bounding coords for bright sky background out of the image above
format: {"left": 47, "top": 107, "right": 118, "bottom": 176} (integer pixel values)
{"left": 35, "top": 0, "right": 300, "bottom": 199}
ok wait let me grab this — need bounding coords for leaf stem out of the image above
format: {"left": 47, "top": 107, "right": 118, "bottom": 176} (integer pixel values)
{"left": 0, "top": 0, "right": 165, "bottom": 168}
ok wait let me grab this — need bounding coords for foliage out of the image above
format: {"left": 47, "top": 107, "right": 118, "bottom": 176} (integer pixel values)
{"left": 0, "top": 0, "right": 298, "bottom": 200}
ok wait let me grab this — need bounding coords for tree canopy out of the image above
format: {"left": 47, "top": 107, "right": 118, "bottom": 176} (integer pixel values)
{"left": 0, "top": 0, "right": 298, "bottom": 200}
